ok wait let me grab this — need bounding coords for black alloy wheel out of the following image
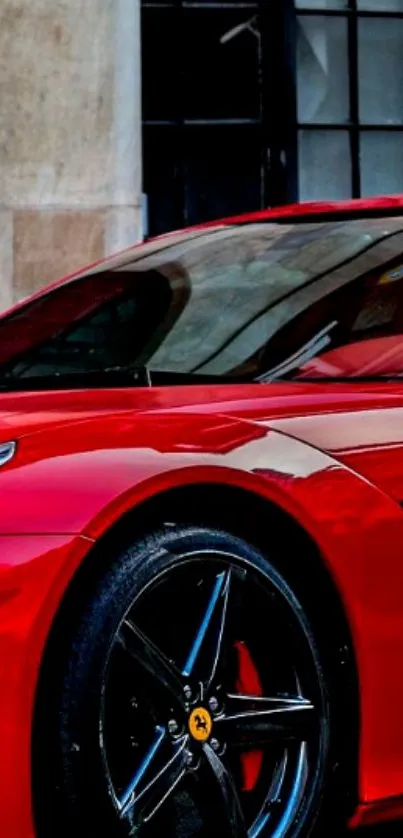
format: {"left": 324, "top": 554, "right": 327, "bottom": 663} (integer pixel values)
{"left": 34, "top": 526, "right": 335, "bottom": 838}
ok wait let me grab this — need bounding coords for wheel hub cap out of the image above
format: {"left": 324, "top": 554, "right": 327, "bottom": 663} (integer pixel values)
{"left": 188, "top": 706, "right": 213, "bottom": 742}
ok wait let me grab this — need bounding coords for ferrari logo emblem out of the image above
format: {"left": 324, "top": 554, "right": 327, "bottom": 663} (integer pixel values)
{"left": 188, "top": 706, "right": 213, "bottom": 742}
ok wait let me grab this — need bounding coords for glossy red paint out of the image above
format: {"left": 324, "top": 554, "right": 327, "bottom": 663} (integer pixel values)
{"left": 3, "top": 198, "right": 403, "bottom": 836}
{"left": 3, "top": 382, "right": 403, "bottom": 835}
{"left": 0, "top": 535, "right": 93, "bottom": 838}
{"left": 201, "top": 192, "right": 403, "bottom": 227}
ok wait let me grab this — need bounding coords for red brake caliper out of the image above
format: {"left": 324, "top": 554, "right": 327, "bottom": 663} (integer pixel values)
{"left": 234, "top": 640, "right": 264, "bottom": 792}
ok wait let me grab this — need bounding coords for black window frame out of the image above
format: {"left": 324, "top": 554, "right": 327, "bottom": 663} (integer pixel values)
{"left": 141, "top": 0, "right": 403, "bottom": 236}
{"left": 296, "top": 0, "right": 403, "bottom": 199}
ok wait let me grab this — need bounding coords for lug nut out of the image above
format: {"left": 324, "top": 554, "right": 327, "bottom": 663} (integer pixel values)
{"left": 210, "top": 738, "right": 220, "bottom": 752}
{"left": 208, "top": 696, "right": 219, "bottom": 713}
{"left": 185, "top": 750, "right": 194, "bottom": 766}
{"left": 183, "top": 685, "right": 192, "bottom": 701}
{"left": 168, "top": 719, "right": 179, "bottom": 735}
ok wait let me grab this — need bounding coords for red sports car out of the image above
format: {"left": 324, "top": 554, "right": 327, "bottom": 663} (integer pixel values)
{"left": 4, "top": 195, "right": 403, "bottom": 838}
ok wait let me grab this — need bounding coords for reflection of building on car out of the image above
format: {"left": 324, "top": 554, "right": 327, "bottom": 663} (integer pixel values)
{"left": 5, "top": 196, "right": 403, "bottom": 838}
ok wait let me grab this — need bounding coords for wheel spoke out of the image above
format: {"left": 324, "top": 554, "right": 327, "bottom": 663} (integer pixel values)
{"left": 201, "top": 742, "right": 248, "bottom": 838}
{"left": 216, "top": 693, "right": 315, "bottom": 748}
{"left": 248, "top": 753, "right": 288, "bottom": 837}
{"left": 119, "top": 731, "right": 188, "bottom": 824}
{"left": 119, "top": 726, "right": 165, "bottom": 813}
{"left": 118, "top": 618, "right": 185, "bottom": 706}
{"left": 182, "top": 569, "right": 231, "bottom": 685}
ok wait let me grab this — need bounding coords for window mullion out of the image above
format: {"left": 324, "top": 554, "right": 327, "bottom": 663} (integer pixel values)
{"left": 348, "top": 0, "right": 361, "bottom": 196}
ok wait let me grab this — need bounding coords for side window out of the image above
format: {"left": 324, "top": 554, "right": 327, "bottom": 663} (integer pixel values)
{"left": 2, "top": 272, "right": 173, "bottom": 379}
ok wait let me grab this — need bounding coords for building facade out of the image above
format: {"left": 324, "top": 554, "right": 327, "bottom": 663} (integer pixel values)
{"left": 0, "top": 0, "right": 402, "bottom": 302}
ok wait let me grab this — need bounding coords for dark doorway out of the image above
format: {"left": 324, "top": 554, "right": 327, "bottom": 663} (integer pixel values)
{"left": 141, "top": 0, "right": 297, "bottom": 237}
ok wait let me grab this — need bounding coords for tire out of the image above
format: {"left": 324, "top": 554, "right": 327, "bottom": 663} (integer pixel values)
{"left": 33, "top": 525, "right": 344, "bottom": 838}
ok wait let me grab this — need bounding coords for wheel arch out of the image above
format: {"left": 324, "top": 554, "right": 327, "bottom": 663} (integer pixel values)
{"left": 33, "top": 480, "right": 360, "bottom": 823}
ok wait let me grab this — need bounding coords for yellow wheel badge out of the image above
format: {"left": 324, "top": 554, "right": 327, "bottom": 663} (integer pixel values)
{"left": 188, "top": 706, "right": 213, "bottom": 742}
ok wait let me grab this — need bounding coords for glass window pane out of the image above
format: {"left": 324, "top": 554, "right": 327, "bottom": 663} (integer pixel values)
{"left": 143, "top": 124, "right": 263, "bottom": 236}
{"left": 183, "top": 10, "right": 261, "bottom": 120}
{"left": 295, "top": 0, "right": 348, "bottom": 7}
{"left": 142, "top": 8, "right": 261, "bottom": 122}
{"left": 142, "top": 9, "right": 179, "bottom": 122}
{"left": 297, "top": 16, "right": 349, "bottom": 123}
{"left": 357, "top": 0, "right": 403, "bottom": 10}
{"left": 359, "top": 19, "right": 403, "bottom": 125}
{"left": 183, "top": 126, "right": 263, "bottom": 225}
{"left": 299, "top": 130, "right": 351, "bottom": 200}
{"left": 360, "top": 132, "right": 403, "bottom": 196}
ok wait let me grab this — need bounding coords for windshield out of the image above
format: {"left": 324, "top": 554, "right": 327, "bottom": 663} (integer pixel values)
{"left": 3, "top": 217, "right": 403, "bottom": 386}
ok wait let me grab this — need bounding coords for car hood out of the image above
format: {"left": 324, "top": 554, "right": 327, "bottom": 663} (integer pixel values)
{"left": 0, "top": 383, "right": 278, "bottom": 443}
{"left": 1, "top": 380, "right": 403, "bottom": 502}
{"left": 0, "top": 380, "right": 399, "bottom": 442}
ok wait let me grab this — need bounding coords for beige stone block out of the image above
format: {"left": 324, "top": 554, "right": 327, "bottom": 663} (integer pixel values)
{"left": 0, "top": 0, "right": 125, "bottom": 206}
{"left": 0, "top": 211, "right": 14, "bottom": 311}
{"left": 104, "top": 206, "right": 142, "bottom": 257}
{"left": 13, "top": 209, "right": 105, "bottom": 300}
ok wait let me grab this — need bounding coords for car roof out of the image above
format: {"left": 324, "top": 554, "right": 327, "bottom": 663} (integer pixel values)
{"left": 211, "top": 194, "right": 403, "bottom": 226}
{"left": 5, "top": 193, "right": 403, "bottom": 321}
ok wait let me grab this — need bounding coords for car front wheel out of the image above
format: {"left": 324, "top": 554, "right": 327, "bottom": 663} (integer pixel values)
{"left": 34, "top": 525, "right": 343, "bottom": 838}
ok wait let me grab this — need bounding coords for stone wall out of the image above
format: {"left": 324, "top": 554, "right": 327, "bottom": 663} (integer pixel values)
{"left": 0, "top": 0, "right": 142, "bottom": 308}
